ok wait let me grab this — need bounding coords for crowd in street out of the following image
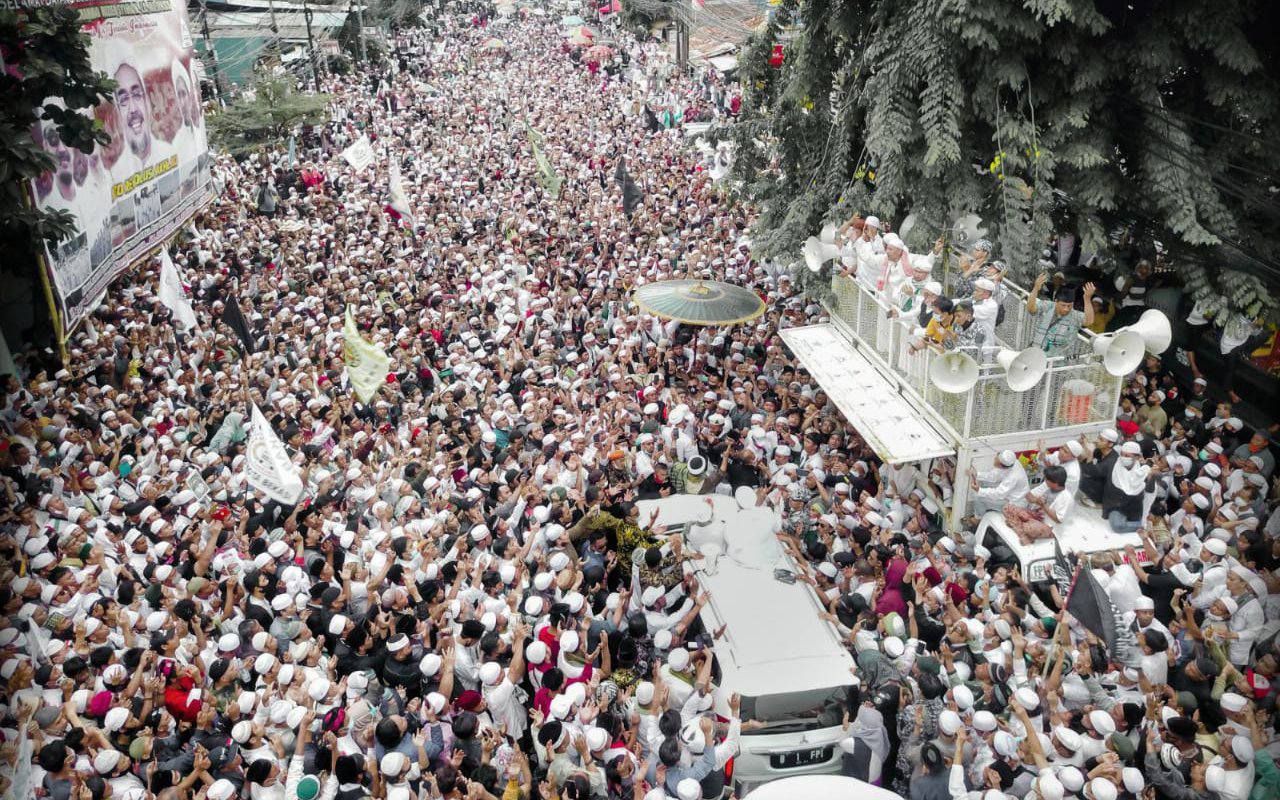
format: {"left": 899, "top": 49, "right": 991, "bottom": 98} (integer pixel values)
{"left": 2, "top": 6, "right": 1279, "bottom": 800}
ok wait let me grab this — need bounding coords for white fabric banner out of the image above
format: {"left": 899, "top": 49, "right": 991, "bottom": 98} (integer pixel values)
{"left": 388, "top": 162, "right": 414, "bottom": 224}
{"left": 246, "top": 404, "right": 304, "bottom": 505}
{"left": 341, "top": 136, "right": 375, "bottom": 172}
{"left": 344, "top": 307, "right": 391, "bottom": 404}
{"left": 157, "top": 250, "right": 197, "bottom": 330}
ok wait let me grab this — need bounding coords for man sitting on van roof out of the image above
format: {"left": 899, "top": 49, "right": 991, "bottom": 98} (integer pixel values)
{"left": 1002, "top": 466, "right": 1074, "bottom": 545}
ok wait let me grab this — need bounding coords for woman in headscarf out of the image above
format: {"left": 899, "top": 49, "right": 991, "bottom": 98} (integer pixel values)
{"left": 839, "top": 701, "right": 892, "bottom": 785}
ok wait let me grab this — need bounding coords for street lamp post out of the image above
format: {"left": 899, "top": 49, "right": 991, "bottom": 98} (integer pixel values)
{"left": 303, "top": 0, "right": 320, "bottom": 90}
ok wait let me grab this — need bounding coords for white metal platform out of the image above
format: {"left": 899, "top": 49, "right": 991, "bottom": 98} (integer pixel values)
{"left": 779, "top": 324, "right": 956, "bottom": 464}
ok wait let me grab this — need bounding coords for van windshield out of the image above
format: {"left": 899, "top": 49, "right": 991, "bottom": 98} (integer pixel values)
{"left": 739, "top": 685, "right": 850, "bottom": 734}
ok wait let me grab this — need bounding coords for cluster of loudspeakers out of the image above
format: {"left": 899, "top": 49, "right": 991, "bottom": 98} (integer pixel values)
{"left": 796, "top": 223, "right": 1173, "bottom": 393}
{"left": 928, "top": 310, "right": 1171, "bottom": 394}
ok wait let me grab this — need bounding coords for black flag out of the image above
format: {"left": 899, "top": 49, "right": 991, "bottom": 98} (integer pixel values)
{"left": 1066, "top": 567, "right": 1113, "bottom": 646}
{"left": 220, "top": 297, "right": 257, "bottom": 353}
{"left": 1051, "top": 540, "right": 1076, "bottom": 600}
{"left": 644, "top": 106, "right": 661, "bottom": 133}
{"left": 1066, "top": 566, "right": 1136, "bottom": 664}
{"left": 621, "top": 177, "right": 643, "bottom": 216}
{"left": 615, "top": 157, "right": 643, "bottom": 216}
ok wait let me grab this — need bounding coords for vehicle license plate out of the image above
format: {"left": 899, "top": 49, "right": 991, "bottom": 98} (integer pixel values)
{"left": 770, "top": 746, "right": 832, "bottom": 769}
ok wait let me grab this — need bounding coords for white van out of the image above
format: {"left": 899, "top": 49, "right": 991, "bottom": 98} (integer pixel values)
{"left": 974, "top": 505, "right": 1150, "bottom": 585}
{"left": 742, "top": 775, "right": 904, "bottom": 800}
{"left": 635, "top": 495, "right": 857, "bottom": 797}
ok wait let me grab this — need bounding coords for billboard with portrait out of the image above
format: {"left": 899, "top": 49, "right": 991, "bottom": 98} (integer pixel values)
{"left": 26, "top": 0, "right": 213, "bottom": 336}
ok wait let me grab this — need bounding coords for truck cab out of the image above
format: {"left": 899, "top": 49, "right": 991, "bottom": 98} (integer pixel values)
{"left": 975, "top": 504, "right": 1151, "bottom": 585}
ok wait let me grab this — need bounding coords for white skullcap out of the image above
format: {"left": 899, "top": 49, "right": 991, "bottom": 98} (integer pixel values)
{"left": 668, "top": 648, "right": 691, "bottom": 672}
{"left": 104, "top": 706, "right": 130, "bottom": 732}
{"left": 1034, "top": 773, "right": 1065, "bottom": 800}
{"left": 207, "top": 779, "right": 237, "bottom": 800}
{"left": 1220, "top": 692, "right": 1248, "bottom": 713}
{"left": 1122, "top": 768, "right": 1145, "bottom": 794}
{"left": 998, "top": 450, "right": 1016, "bottom": 466}
{"left": 380, "top": 751, "right": 408, "bottom": 777}
{"left": 1089, "top": 709, "right": 1116, "bottom": 737}
{"left": 882, "top": 636, "right": 905, "bottom": 658}
{"left": 526, "top": 641, "right": 549, "bottom": 665}
{"left": 1088, "top": 778, "right": 1117, "bottom": 800}
{"left": 938, "top": 710, "right": 962, "bottom": 735}
{"left": 231, "top": 720, "right": 253, "bottom": 743}
{"left": 635, "top": 681, "right": 656, "bottom": 705}
{"left": 419, "top": 653, "right": 442, "bottom": 677}
{"left": 1054, "top": 727, "right": 1082, "bottom": 751}
{"left": 1058, "top": 767, "right": 1085, "bottom": 793}
{"left": 94, "top": 748, "right": 123, "bottom": 774}
{"left": 306, "top": 678, "right": 331, "bottom": 701}
{"left": 676, "top": 779, "right": 701, "bottom": 800}
{"left": 426, "top": 692, "right": 446, "bottom": 715}
{"left": 479, "top": 662, "right": 502, "bottom": 686}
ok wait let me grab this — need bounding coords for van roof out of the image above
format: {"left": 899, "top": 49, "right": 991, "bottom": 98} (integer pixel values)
{"left": 743, "top": 775, "right": 904, "bottom": 800}
{"left": 636, "top": 495, "right": 854, "bottom": 698}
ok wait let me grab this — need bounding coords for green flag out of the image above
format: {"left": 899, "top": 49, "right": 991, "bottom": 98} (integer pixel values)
{"left": 343, "top": 307, "right": 391, "bottom": 404}
{"left": 525, "top": 123, "right": 561, "bottom": 197}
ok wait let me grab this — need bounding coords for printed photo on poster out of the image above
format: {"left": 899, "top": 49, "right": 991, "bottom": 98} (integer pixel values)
{"left": 24, "top": 0, "right": 213, "bottom": 335}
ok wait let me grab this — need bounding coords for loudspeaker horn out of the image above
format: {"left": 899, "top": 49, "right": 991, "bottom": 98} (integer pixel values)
{"left": 929, "top": 351, "right": 979, "bottom": 394}
{"left": 1092, "top": 330, "right": 1146, "bottom": 377}
{"left": 996, "top": 347, "right": 1048, "bottom": 392}
{"left": 1122, "top": 309, "right": 1172, "bottom": 355}
{"left": 802, "top": 223, "right": 842, "bottom": 272}
{"left": 950, "top": 213, "right": 989, "bottom": 251}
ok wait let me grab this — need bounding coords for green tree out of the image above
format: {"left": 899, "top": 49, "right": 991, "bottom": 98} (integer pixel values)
{"left": 0, "top": 6, "right": 115, "bottom": 250}
{"left": 727, "top": 0, "right": 1280, "bottom": 313}
{"left": 207, "top": 76, "right": 330, "bottom": 156}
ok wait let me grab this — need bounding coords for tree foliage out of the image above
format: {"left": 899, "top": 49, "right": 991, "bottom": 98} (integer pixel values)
{"left": 725, "top": 0, "right": 1280, "bottom": 307}
{"left": 207, "top": 76, "right": 330, "bottom": 156}
{"left": 0, "top": 6, "right": 115, "bottom": 250}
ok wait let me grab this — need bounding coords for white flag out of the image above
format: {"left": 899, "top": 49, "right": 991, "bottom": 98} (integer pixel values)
{"left": 388, "top": 162, "right": 415, "bottom": 225}
{"left": 157, "top": 250, "right": 198, "bottom": 331}
{"left": 341, "top": 135, "right": 375, "bottom": 172}
{"left": 245, "top": 404, "right": 304, "bottom": 505}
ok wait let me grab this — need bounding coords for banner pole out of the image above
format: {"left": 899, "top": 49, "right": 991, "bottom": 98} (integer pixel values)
{"left": 22, "top": 181, "right": 68, "bottom": 367}
{"left": 34, "top": 252, "right": 68, "bottom": 368}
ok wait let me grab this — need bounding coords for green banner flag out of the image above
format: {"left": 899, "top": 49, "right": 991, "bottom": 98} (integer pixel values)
{"left": 343, "top": 307, "right": 392, "bottom": 404}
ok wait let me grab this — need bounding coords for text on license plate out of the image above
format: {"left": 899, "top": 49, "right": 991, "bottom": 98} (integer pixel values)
{"left": 770, "top": 746, "right": 833, "bottom": 769}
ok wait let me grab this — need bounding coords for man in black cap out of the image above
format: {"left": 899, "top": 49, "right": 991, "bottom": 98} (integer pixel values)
{"left": 1027, "top": 273, "right": 1095, "bottom": 356}
{"left": 1170, "top": 656, "right": 1221, "bottom": 727}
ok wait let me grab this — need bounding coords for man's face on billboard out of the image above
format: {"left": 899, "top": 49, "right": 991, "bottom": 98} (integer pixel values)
{"left": 44, "top": 120, "right": 75, "bottom": 200}
{"left": 114, "top": 63, "right": 152, "bottom": 161}
{"left": 175, "top": 73, "right": 193, "bottom": 127}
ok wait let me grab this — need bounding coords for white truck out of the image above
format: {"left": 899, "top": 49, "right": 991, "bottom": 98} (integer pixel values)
{"left": 974, "top": 504, "right": 1150, "bottom": 585}
{"left": 635, "top": 494, "right": 857, "bottom": 797}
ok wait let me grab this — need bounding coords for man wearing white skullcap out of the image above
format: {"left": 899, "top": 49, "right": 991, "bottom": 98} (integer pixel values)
{"left": 969, "top": 449, "right": 1029, "bottom": 519}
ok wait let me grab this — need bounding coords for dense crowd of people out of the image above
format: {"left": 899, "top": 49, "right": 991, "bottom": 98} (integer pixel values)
{"left": 2, "top": 5, "right": 1279, "bottom": 800}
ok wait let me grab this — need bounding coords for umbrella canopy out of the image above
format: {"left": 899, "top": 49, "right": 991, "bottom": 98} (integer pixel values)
{"left": 585, "top": 44, "right": 614, "bottom": 61}
{"left": 633, "top": 279, "right": 765, "bottom": 326}
{"left": 560, "top": 14, "right": 585, "bottom": 25}
{"left": 482, "top": 37, "right": 507, "bottom": 51}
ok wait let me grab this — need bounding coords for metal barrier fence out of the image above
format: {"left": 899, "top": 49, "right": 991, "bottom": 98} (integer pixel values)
{"left": 826, "top": 274, "right": 1122, "bottom": 440}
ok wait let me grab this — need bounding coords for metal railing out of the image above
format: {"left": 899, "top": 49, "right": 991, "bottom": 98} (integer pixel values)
{"left": 825, "top": 274, "right": 1122, "bottom": 441}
